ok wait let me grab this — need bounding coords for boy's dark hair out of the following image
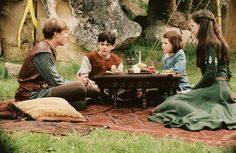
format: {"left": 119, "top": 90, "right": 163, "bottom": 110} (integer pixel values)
{"left": 42, "top": 18, "right": 70, "bottom": 39}
{"left": 98, "top": 32, "right": 116, "bottom": 45}
{"left": 163, "top": 31, "right": 183, "bottom": 53}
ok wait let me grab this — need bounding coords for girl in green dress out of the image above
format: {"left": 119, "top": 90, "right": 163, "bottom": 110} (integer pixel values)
{"left": 149, "top": 9, "right": 236, "bottom": 131}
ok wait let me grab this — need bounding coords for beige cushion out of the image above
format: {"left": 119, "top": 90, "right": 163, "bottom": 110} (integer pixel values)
{"left": 12, "top": 97, "right": 86, "bottom": 122}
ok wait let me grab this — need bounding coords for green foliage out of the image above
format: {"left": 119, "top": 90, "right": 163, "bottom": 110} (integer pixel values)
{"left": 0, "top": 129, "right": 232, "bottom": 153}
{"left": 0, "top": 58, "right": 8, "bottom": 80}
{"left": 184, "top": 43, "right": 201, "bottom": 85}
{"left": 124, "top": 38, "right": 162, "bottom": 69}
{"left": 56, "top": 62, "right": 80, "bottom": 80}
{"left": 0, "top": 79, "right": 18, "bottom": 101}
{"left": 230, "top": 50, "right": 236, "bottom": 92}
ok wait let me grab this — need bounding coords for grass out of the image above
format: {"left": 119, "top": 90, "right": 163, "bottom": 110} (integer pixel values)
{"left": 56, "top": 61, "right": 80, "bottom": 80}
{"left": 0, "top": 79, "right": 18, "bottom": 101}
{"left": 0, "top": 128, "right": 233, "bottom": 153}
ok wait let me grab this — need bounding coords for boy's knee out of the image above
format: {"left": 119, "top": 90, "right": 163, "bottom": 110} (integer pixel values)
{"left": 74, "top": 81, "right": 87, "bottom": 93}
{"left": 87, "top": 85, "right": 100, "bottom": 98}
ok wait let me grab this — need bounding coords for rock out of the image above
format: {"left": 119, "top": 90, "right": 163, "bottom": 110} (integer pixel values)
{"left": 4, "top": 62, "right": 22, "bottom": 77}
{"left": 70, "top": 0, "right": 142, "bottom": 50}
{"left": 119, "top": 0, "right": 146, "bottom": 20}
{"left": 43, "top": 0, "right": 142, "bottom": 50}
{"left": 0, "top": 0, "right": 141, "bottom": 63}
{"left": 143, "top": 20, "right": 193, "bottom": 46}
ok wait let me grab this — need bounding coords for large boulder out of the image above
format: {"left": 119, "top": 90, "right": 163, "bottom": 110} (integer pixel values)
{"left": 119, "top": 0, "right": 146, "bottom": 20}
{"left": 43, "top": 0, "right": 142, "bottom": 50}
{"left": 4, "top": 62, "right": 22, "bottom": 77}
{"left": 69, "top": 0, "right": 142, "bottom": 50}
{"left": 143, "top": 20, "right": 192, "bottom": 46}
{"left": 0, "top": 0, "right": 142, "bottom": 62}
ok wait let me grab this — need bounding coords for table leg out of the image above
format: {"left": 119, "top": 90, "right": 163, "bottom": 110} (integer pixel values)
{"left": 100, "top": 88, "right": 105, "bottom": 104}
{"left": 173, "top": 88, "right": 177, "bottom": 95}
{"left": 112, "top": 89, "right": 118, "bottom": 108}
{"left": 142, "top": 88, "right": 147, "bottom": 109}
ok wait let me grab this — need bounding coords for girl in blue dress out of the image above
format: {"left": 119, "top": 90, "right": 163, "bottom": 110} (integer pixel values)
{"left": 147, "top": 31, "right": 191, "bottom": 104}
{"left": 161, "top": 31, "right": 191, "bottom": 91}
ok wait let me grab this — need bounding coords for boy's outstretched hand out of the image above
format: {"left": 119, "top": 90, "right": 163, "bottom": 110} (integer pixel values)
{"left": 76, "top": 75, "right": 95, "bottom": 88}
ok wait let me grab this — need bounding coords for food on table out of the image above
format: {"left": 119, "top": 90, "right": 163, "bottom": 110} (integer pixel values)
{"left": 106, "top": 65, "right": 123, "bottom": 74}
{"left": 161, "top": 69, "right": 175, "bottom": 74}
{"left": 132, "top": 65, "right": 141, "bottom": 73}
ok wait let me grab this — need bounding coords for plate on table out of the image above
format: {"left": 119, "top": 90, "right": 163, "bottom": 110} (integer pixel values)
{"left": 104, "top": 71, "right": 123, "bottom": 75}
{"left": 127, "top": 72, "right": 154, "bottom": 75}
{"left": 159, "top": 72, "right": 182, "bottom": 77}
{"left": 159, "top": 72, "right": 174, "bottom": 76}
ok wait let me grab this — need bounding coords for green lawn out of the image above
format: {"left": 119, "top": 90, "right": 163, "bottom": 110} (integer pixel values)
{"left": 0, "top": 129, "right": 233, "bottom": 153}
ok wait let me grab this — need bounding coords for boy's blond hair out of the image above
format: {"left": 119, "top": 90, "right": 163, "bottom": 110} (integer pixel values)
{"left": 42, "top": 18, "right": 70, "bottom": 39}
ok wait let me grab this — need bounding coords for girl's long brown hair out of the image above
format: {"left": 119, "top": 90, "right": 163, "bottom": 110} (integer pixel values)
{"left": 191, "top": 9, "right": 230, "bottom": 67}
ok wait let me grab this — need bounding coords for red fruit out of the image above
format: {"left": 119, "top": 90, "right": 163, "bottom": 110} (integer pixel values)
{"left": 148, "top": 66, "right": 155, "bottom": 71}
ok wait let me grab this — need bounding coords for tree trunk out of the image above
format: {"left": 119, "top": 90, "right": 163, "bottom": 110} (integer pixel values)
{"left": 225, "top": 0, "right": 236, "bottom": 50}
{"left": 216, "top": 0, "right": 222, "bottom": 33}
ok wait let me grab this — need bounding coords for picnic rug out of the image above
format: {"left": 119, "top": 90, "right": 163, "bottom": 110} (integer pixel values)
{"left": 1, "top": 99, "right": 236, "bottom": 147}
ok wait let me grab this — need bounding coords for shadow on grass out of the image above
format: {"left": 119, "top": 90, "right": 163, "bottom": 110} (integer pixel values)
{"left": 0, "top": 130, "right": 16, "bottom": 153}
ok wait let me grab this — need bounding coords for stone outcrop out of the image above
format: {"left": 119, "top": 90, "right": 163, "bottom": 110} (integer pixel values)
{"left": 119, "top": 0, "right": 146, "bottom": 20}
{"left": 42, "top": 0, "right": 142, "bottom": 50}
{"left": 4, "top": 62, "right": 22, "bottom": 77}
{"left": 0, "top": 0, "right": 142, "bottom": 61}
{"left": 143, "top": 20, "right": 192, "bottom": 47}
{"left": 69, "top": 0, "right": 142, "bottom": 50}
{"left": 144, "top": 0, "right": 191, "bottom": 45}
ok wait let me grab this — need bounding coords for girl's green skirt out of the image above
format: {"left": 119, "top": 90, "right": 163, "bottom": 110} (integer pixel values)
{"left": 149, "top": 80, "right": 236, "bottom": 131}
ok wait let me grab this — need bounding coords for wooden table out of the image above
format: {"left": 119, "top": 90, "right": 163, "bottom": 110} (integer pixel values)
{"left": 94, "top": 73, "right": 182, "bottom": 108}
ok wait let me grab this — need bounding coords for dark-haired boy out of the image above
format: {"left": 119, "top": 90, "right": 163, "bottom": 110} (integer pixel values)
{"left": 77, "top": 32, "right": 124, "bottom": 104}
{"left": 77, "top": 32, "right": 123, "bottom": 79}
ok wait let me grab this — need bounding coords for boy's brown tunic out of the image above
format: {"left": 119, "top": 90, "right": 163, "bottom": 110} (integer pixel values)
{"left": 15, "top": 41, "right": 55, "bottom": 101}
{"left": 86, "top": 51, "right": 121, "bottom": 80}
